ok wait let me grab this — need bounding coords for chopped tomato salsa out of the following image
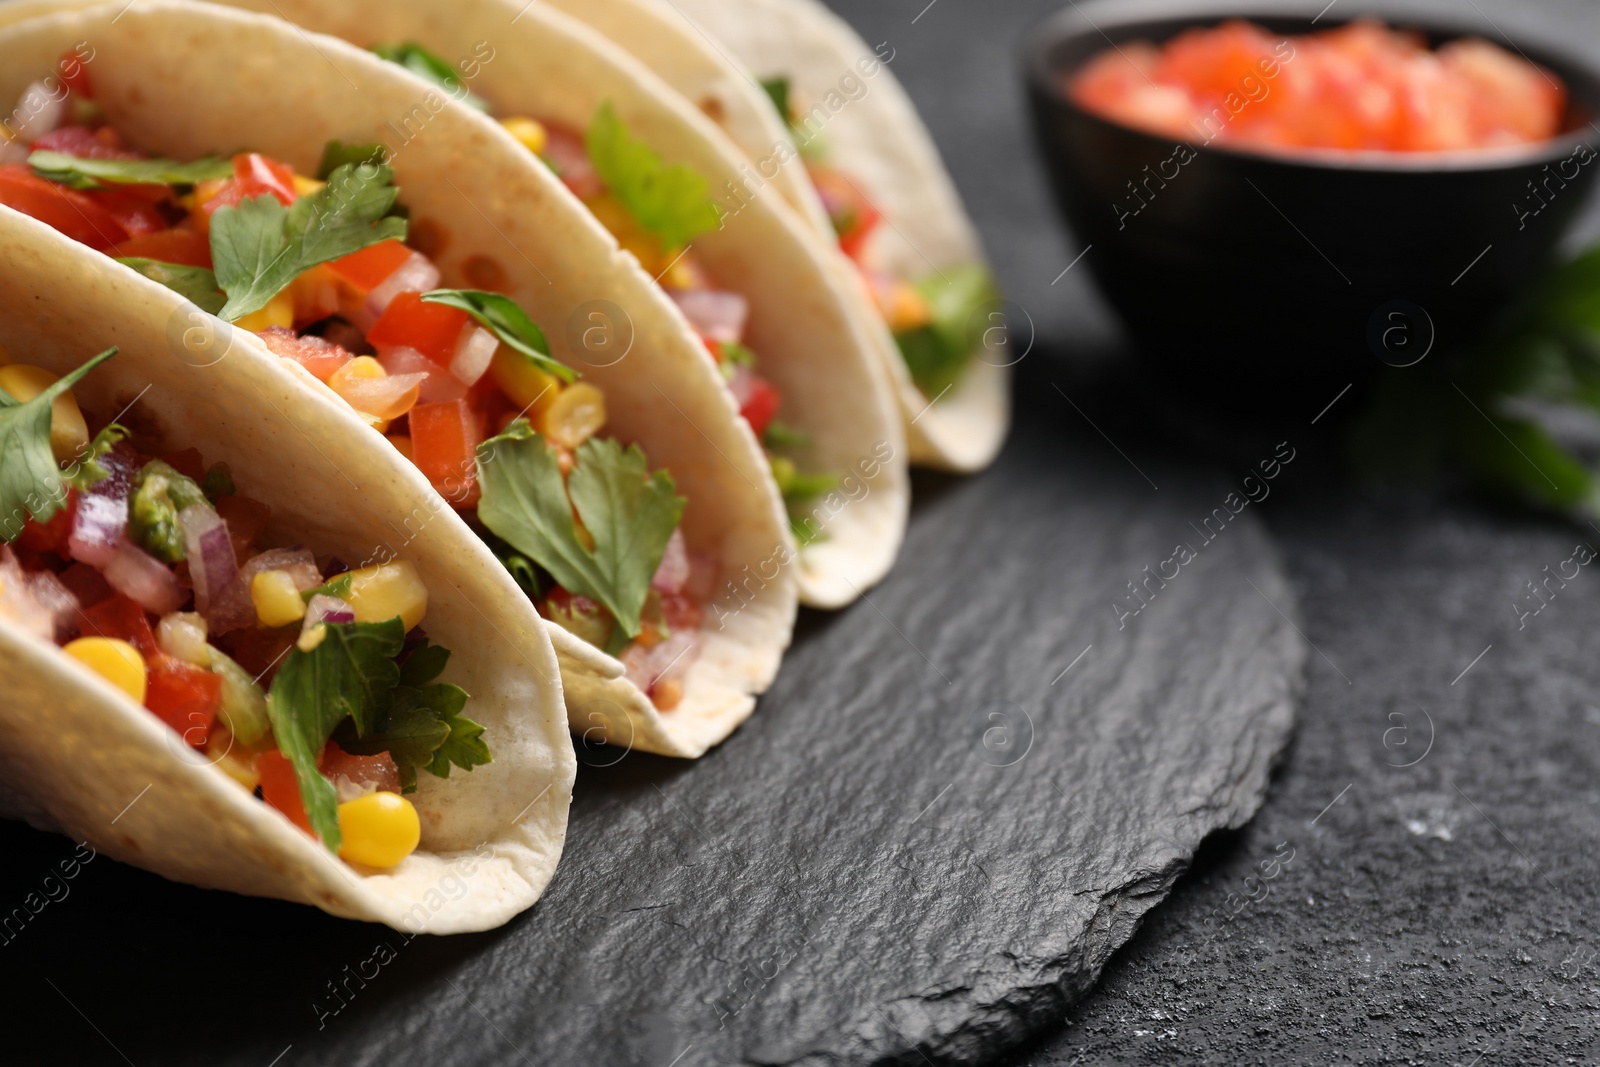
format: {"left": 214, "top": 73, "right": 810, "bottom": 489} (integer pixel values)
{"left": 1068, "top": 19, "right": 1567, "bottom": 153}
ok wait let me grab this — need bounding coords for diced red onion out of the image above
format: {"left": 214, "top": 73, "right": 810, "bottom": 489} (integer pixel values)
{"left": 11, "top": 81, "right": 67, "bottom": 144}
{"left": 304, "top": 593, "right": 356, "bottom": 629}
{"left": 102, "top": 539, "right": 186, "bottom": 615}
{"left": 620, "top": 630, "right": 698, "bottom": 696}
{"left": 27, "top": 570, "right": 80, "bottom": 643}
{"left": 542, "top": 126, "right": 602, "bottom": 199}
{"left": 379, "top": 344, "right": 465, "bottom": 403}
{"left": 684, "top": 551, "right": 719, "bottom": 602}
{"left": 670, "top": 289, "right": 748, "bottom": 344}
{"left": 210, "top": 547, "right": 317, "bottom": 634}
{"left": 723, "top": 362, "right": 756, "bottom": 408}
{"left": 651, "top": 528, "right": 690, "bottom": 594}
{"left": 366, "top": 253, "right": 440, "bottom": 318}
{"left": 178, "top": 504, "right": 235, "bottom": 616}
{"left": 67, "top": 445, "right": 139, "bottom": 567}
{"left": 0, "top": 549, "right": 50, "bottom": 642}
{"left": 335, "top": 370, "right": 427, "bottom": 420}
{"left": 450, "top": 324, "right": 497, "bottom": 386}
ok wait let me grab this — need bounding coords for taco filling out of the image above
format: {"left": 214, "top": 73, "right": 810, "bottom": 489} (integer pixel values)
{"left": 0, "top": 345, "right": 489, "bottom": 869}
{"left": 0, "top": 67, "right": 708, "bottom": 710}
{"left": 759, "top": 76, "right": 999, "bottom": 401}
{"left": 369, "top": 42, "right": 840, "bottom": 544}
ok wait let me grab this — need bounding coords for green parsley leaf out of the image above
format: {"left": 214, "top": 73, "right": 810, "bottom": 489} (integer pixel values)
{"left": 211, "top": 161, "right": 406, "bottom": 321}
{"left": 762, "top": 420, "right": 811, "bottom": 450}
{"left": 28, "top": 150, "right": 231, "bottom": 189}
{"left": 475, "top": 422, "right": 684, "bottom": 638}
{"left": 64, "top": 424, "right": 128, "bottom": 492}
{"left": 316, "top": 140, "right": 389, "bottom": 180}
{"left": 116, "top": 258, "right": 226, "bottom": 316}
{"left": 0, "top": 346, "right": 117, "bottom": 540}
{"left": 331, "top": 638, "right": 488, "bottom": 792}
{"left": 420, "top": 290, "right": 575, "bottom": 384}
{"left": 585, "top": 101, "right": 722, "bottom": 250}
{"left": 760, "top": 76, "right": 792, "bottom": 123}
{"left": 894, "top": 263, "right": 999, "bottom": 397}
{"left": 266, "top": 618, "right": 406, "bottom": 850}
{"left": 371, "top": 42, "right": 489, "bottom": 113}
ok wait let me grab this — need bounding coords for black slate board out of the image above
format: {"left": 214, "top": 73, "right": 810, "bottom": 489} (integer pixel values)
{"left": 0, "top": 358, "right": 1302, "bottom": 1065}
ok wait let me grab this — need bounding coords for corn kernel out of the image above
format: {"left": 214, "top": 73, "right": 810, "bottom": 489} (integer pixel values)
{"left": 337, "top": 791, "right": 420, "bottom": 869}
{"left": 489, "top": 346, "right": 561, "bottom": 417}
{"left": 208, "top": 730, "right": 262, "bottom": 791}
{"left": 233, "top": 288, "right": 295, "bottom": 331}
{"left": 887, "top": 281, "right": 932, "bottom": 333}
{"left": 585, "top": 193, "right": 669, "bottom": 275}
{"left": 251, "top": 569, "right": 308, "bottom": 628}
{"left": 0, "top": 364, "right": 89, "bottom": 463}
{"left": 537, "top": 381, "right": 607, "bottom": 449}
{"left": 334, "top": 561, "right": 429, "bottom": 632}
{"left": 291, "top": 174, "right": 326, "bottom": 197}
{"left": 63, "top": 637, "right": 147, "bottom": 703}
{"left": 662, "top": 254, "right": 697, "bottom": 290}
{"left": 500, "top": 115, "right": 548, "bottom": 155}
{"left": 297, "top": 622, "right": 328, "bottom": 653}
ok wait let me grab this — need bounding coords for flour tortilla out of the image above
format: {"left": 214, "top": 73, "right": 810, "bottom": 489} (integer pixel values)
{"left": 0, "top": 209, "right": 575, "bottom": 932}
{"left": 0, "top": 0, "right": 797, "bottom": 757}
{"left": 541, "top": 0, "right": 1011, "bottom": 473}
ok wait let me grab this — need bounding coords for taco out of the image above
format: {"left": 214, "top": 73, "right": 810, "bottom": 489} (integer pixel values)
{"left": 0, "top": 0, "right": 796, "bottom": 758}
{"left": 542, "top": 0, "right": 1012, "bottom": 474}
{"left": 208, "top": 0, "right": 909, "bottom": 609}
{"left": 0, "top": 207, "right": 575, "bottom": 932}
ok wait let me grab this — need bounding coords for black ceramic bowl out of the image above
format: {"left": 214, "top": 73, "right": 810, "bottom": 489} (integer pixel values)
{"left": 1025, "top": 0, "right": 1600, "bottom": 410}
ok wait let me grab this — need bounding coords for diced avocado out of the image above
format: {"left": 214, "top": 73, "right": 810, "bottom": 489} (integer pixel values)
{"left": 210, "top": 649, "right": 272, "bottom": 749}
{"left": 894, "top": 263, "right": 1000, "bottom": 398}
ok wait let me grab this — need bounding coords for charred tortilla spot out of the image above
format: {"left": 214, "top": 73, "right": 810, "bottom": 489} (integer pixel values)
{"left": 462, "top": 254, "right": 507, "bottom": 292}
{"left": 698, "top": 95, "right": 725, "bottom": 122}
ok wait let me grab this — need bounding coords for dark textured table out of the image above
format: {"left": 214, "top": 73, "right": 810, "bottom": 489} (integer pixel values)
{"left": 1, "top": 0, "right": 1597, "bottom": 1064}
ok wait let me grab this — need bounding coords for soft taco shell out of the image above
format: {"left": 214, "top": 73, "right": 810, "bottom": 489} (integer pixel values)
{"left": 0, "top": 208, "right": 575, "bottom": 933}
{"left": 168, "top": 0, "right": 910, "bottom": 609}
{"left": 0, "top": 0, "right": 797, "bottom": 758}
{"left": 540, "top": 0, "right": 1011, "bottom": 473}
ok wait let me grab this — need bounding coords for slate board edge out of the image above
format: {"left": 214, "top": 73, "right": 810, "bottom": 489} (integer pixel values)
{"left": 773, "top": 534, "right": 1309, "bottom": 1067}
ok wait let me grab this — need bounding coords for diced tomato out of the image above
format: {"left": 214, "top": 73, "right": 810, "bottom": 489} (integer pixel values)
{"left": 256, "top": 749, "right": 312, "bottom": 833}
{"left": 220, "top": 625, "right": 295, "bottom": 684}
{"left": 78, "top": 593, "right": 159, "bottom": 658}
{"left": 660, "top": 591, "right": 704, "bottom": 632}
{"left": 144, "top": 654, "right": 222, "bottom": 749}
{"left": 738, "top": 375, "right": 781, "bottom": 438}
{"left": 0, "top": 163, "right": 130, "bottom": 250}
{"left": 59, "top": 561, "right": 112, "bottom": 611}
{"left": 83, "top": 186, "right": 169, "bottom": 238}
{"left": 57, "top": 49, "right": 94, "bottom": 98}
{"left": 15, "top": 491, "right": 79, "bottom": 554}
{"left": 110, "top": 229, "right": 212, "bottom": 268}
{"left": 368, "top": 292, "right": 470, "bottom": 367}
{"left": 201, "top": 152, "right": 298, "bottom": 217}
{"left": 256, "top": 326, "right": 353, "bottom": 383}
{"left": 159, "top": 447, "right": 206, "bottom": 482}
{"left": 30, "top": 125, "right": 137, "bottom": 160}
{"left": 215, "top": 494, "right": 272, "bottom": 559}
{"left": 328, "top": 239, "right": 412, "bottom": 293}
{"left": 320, "top": 742, "right": 401, "bottom": 795}
{"left": 409, "top": 399, "right": 482, "bottom": 505}
{"left": 809, "top": 166, "right": 881, "bottom": 262}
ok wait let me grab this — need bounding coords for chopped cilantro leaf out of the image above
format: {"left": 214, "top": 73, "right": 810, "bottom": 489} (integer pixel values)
{"left": 0, "top": 346, "right": 117, "bottom": 540}
{"left": 475, "top": 422, "right": 684, "bottom": 638}
{"left": 585, "top": 101, "right": 722, "bottom": 250}
{"left": 29, "top": 151, "right": 231, "bottom": 189}
{"left": 894, "top": 263, "right": 999, "bottom": 397}
{"left": 420, "top": 290, "right": 575, "bottom": 383}
{"left": 760, "top": 76, "right": 792, "bottom": 123}
{"left": 372, "top": 42, "right": 489, "bottom": 112}
{"left": 316, "top": 140, "right": 389, "bottom": 180}
{"left": 762, "top": 420, "right": 810, "bottom": 450}
{"left": 115, "top": 258, "right": 225, "bottom": 316}
{"left": 266, "top": 618, "right": 406, "bottom": 850}
{"left": 211, "top": 160, "right": 406, "bottom": 321}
